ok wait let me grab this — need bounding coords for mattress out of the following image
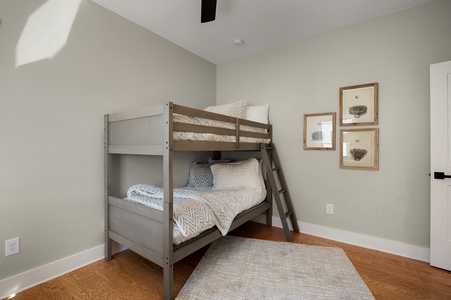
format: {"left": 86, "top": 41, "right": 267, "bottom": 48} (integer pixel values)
{"left": 126, "top": 184, "right": 266, "bottom": 245}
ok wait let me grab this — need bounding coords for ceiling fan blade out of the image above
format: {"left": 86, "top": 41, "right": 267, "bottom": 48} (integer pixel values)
{"left": 201, "top": 0, "right": 217, "bottom": 23}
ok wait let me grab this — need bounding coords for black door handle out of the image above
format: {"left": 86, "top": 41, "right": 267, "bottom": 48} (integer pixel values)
{"left": 434, "top": 172, "right": 451, "bottom": 180}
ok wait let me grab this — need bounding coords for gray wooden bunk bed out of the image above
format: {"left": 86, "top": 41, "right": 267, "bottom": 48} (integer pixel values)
{"left": 104, "top": 102, "right": 273, "bottom": 299}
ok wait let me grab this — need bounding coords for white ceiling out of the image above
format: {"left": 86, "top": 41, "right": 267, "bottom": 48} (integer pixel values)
{"left": 91, "top": 0, "right": 434, "bottom": 64}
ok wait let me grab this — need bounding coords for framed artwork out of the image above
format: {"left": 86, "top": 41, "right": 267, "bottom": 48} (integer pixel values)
{"left": 303, "top": 112, "right": 336, "bottom": 150}
{"left": 340, "top": 128, "right": 379, "bottom": 170}
{"left": 339, "top": 82, "right": 378, "bottom": 126}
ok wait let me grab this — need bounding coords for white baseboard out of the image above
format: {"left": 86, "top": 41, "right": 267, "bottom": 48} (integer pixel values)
{"left": 0, "top": 219, "right": 430, "bottom": 298}
{"left": 254, "top": 215, "right": 430, "bottom": 263}
{"left": 0, "top": 242, "right": 128, "bottom": 299}
{"left": 0, "top": 245, "right": 104, "bottom": 299}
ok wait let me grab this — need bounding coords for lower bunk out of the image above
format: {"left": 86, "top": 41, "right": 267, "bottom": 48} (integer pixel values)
{"left": 105, "top": 158, "right": 273, "bottom": 299}
{"left": 106, "top": 196, "right": 271, "bottom": 265}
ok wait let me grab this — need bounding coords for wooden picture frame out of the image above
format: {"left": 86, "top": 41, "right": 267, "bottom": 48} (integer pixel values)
{"left": 339, "top": 82, "right": 378, "bottom": 126}
{"left": 340, "top": 128, "right": 379, "bottom": 170}
{"left": 304, "top": 112, "right": 336, "bottom": 150}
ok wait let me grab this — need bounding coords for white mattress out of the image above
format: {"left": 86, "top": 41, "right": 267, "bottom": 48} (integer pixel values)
{"left": 126, "top": 184, "right": 266, "bottom": 245}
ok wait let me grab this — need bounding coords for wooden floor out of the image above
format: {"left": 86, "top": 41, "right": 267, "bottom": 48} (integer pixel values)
{"left": 10, "top": 222, "right": 451, "bottom": 300}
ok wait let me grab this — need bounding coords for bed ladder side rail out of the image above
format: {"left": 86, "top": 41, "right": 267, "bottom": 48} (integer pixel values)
{"left": 261, "top": 144, "right": 300, "bottom": 241}
{"left": 163, "top": 102, "right": 175, "bottom": 300}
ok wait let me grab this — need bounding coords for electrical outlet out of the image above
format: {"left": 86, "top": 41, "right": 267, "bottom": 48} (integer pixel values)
{"left": 326, "top": 204, "right": 334, "bottom": 215}
{"left": 5, "top": 237, "right": 20, "bottom": 256}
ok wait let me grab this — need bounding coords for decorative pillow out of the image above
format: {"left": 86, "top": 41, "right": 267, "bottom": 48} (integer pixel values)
{"left": 188, "top": 159, "right": 233, "bottom": 188}
{"left": 188, "top": 163, "right": 214, "bottom": 188}
{"left": 210, "top": 158, "right": 261, "bottom": 190}
{"left": 245, "top": 104, "right": 269, "bottom": 124}
{"left": 204, "top": 101, "right": 247, "bottom": 118}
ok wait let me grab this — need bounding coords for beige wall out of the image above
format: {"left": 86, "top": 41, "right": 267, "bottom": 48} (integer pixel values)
{"left": 0, "top": 0, "right": 215, "bottom": 280}
{"left": 217, "top": 0, "right": 451, "bottom": 248}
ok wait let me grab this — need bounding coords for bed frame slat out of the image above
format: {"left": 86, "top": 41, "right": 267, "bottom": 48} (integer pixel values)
{"left": 109, "top": 231, "right": 165, "bottom": 267}
{"left": 108, "top": 145, "right": 163, "bottom": 155}
{"left": 108, "top": 104, "right": 164, "bottom": 122}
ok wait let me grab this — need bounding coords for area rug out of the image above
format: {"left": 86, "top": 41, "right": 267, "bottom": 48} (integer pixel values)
{"left": 176, "top": 236, "right": 374, "bottom": 299}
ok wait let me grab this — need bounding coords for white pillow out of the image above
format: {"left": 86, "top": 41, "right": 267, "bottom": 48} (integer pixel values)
{"left": 204, "top": 101, "right": 246, "bottom": 118}
{"left": 210, "top": 158, "right": 261, "bottom": 190}
{"left": 245, "top": 104, "right": 269, "bottom": 124}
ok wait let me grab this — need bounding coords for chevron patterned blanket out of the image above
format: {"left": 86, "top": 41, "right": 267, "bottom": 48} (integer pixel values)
{"left": 127, "top": 184, "right": 261, "bottom": 244}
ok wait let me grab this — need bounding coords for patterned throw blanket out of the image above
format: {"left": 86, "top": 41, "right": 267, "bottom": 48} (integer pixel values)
{"left": 127, "top": 184, "right": 252, "bottom": 244}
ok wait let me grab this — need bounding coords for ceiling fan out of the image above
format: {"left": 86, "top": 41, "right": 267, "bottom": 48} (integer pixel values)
{"left": 201, "top": 0, "right": 217, "bottom": 23}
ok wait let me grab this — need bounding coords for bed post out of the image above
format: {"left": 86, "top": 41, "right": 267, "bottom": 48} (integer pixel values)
{"left": 163, "top": 102, "right": 174, "bottom": 300}
{"left": 104, "top": 114, "right": 112, "bottom": 261}
{"left": 212, "top": 151, "right": 221, "bottom": 160}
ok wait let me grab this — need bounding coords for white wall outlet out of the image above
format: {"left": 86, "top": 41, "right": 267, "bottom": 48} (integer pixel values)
{"left": 326, "top": 204, "right": 334, "bottom": 215}
{"left": 5, "top": 237, "right": 20, "bottom": 256}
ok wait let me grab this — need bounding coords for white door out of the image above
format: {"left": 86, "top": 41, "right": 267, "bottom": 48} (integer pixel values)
{"left": 430, "top": 60, "right": 451, "bottom": 271}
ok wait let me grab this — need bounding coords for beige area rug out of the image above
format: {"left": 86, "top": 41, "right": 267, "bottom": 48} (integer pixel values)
{"left": 176, "top": 236, "right": 375, "bottom": 300}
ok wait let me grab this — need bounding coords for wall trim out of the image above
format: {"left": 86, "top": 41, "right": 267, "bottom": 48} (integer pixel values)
{"left": 0, "top": 245, "right": 104, "bottom": 299}
{"left": 254, "top": 215, "right": 430, "bottom": 263}
{"left": 0, "top": 219, "right": 430, "bottom": 298}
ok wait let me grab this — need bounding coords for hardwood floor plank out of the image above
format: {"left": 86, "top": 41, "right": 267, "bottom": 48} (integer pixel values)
{"left": 10, "top": 222, "right": 451, "bottom": 300}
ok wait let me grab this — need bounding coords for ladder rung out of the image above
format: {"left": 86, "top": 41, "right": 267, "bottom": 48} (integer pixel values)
{"left": 285, "top": 211, "right": 293, "bottom": 218}
{"left": 278, "top": 189, "right": 287, "bottom": 194}
{"left": 272, "top": 167, "right": 280, "bottom": 172}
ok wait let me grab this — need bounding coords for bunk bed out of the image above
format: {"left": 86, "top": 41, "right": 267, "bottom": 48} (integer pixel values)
{"left": 104, "top": 102, "right": 273, "bottom": 299}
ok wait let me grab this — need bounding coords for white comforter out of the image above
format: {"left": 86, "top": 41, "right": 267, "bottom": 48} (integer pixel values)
{"left": 127, "top": 184, "right": 265, "bottom": 245}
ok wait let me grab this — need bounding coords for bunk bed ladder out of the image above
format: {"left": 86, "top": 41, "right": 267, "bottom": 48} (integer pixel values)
{"left": 261, "top": 144, "right": 300, "bottom": 241}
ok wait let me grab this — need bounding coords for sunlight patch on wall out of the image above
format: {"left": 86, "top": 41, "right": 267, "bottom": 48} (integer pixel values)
{"left": 15, "top": 0, "right": 81, "bottom": 68}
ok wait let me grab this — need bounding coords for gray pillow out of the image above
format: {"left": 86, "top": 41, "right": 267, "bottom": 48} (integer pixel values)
{"left": 188, "top": 163, "right": 214, "bottom": 188}
{"left": 188, "top": 159, "right": 231, "bottom": 188}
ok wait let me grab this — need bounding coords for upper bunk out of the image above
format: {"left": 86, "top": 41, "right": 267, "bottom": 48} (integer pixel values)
{"left": 104, "top": 102, "right": 272, "bottom": 154}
